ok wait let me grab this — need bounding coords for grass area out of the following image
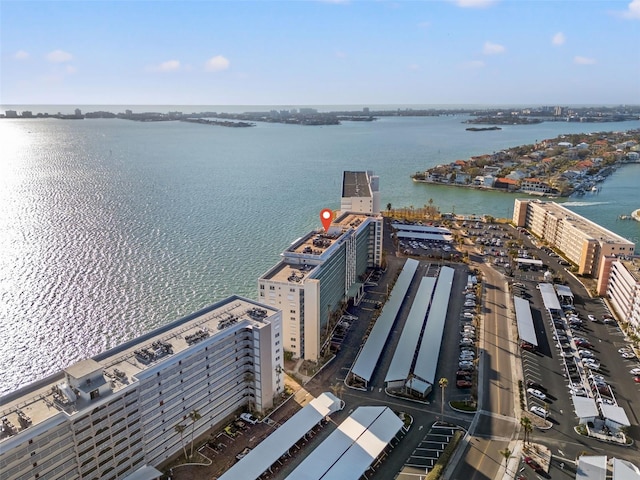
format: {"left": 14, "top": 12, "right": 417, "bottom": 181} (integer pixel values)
{"left": 425, "top": 430, "right": 463, "bottom": 480}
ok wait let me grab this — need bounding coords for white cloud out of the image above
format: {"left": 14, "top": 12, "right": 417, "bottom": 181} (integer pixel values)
{"left": 574, "top": 56, "right": 596, "bottom": 65}
{"left": 14, "top": 50, "right": 29, "bottom": 60}
{"left": 451, "top": 0, "right": 498, "bottom": 8}
{"left": 46, "top": 50, "right": 73, "bottom": 63}
{"left": 483, "top": 41, "right": 505, "bottom": 55}
{"left": 408, "top": 63, "right": 420, "bottom": 71}
{"left": 463, "top": 60, "right": 485, "bottom": 69}
{"left": 621, "top": 0, "right": 640, "bottom": 19}
{"left": 205, "top": 55, "right": 230, "bottom": 72}
{"left": 552, "top": 32, "right": 566, "bottom": 46}
{"left": 146, "top": 60, "right": 182, "bottom": 72}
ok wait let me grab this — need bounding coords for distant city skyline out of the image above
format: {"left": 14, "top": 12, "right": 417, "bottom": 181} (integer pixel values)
{"left": 1, "top": 0, "right": 639, "bottom": 106}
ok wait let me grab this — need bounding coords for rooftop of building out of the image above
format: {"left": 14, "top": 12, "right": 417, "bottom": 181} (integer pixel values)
{"left": 0, "top": 296, "right": 278, "bottom": 444}
{"left": 620, "top": 257, "right": 640, "bottom": 282}
{"left": 286, "top": 213, "right": 375, "bottom": 256}
{"left": 530, "top": 201, "right": 635, "bottom": 246}
{"left": 342, "top": 171, "right": 371, "bottom": 198}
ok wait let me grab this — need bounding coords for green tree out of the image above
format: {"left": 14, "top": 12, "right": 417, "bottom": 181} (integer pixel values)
{"left": 386, "top": 202, "right": 392, "bottom": 212}
{"left": 174, "top": 424, "right": 188, "bottom": 459}
{"left": 189, "top": 409, "right": 202, "bottom": 458}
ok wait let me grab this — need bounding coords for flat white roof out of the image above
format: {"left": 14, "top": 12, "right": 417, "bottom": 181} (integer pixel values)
{"left": 218, "top": 393, "right": 341, "bottom": 480}
{"left": 573, "top": 395, "right": 599, "bottom": 418}
{"left": 391, "top": 223, "right": 451, "bottom": 234}
{"left": 538, "top": 282, "right": 562, "bottom": 311}
{"left": 555, "top": 284, "right": 574, "bottom": 298}
{"left": 514, "top": 296, "right": 538, "bottom": 347}
{"left": 385, "top": 277, "right": 436, "bottom": 383}
{"left": 413, "top": 266, "right": 455, "bottom": 385}
{"left": 287, "top": 406, "right": 403, "bottom": 480}
{"left": 397, "top": 232, "right": 453, "bottom": 242}
{"left": 577, "top": 455, "right": 607, "bottom": 480}
{"left": 601, "top": 404, "right": 631, "bottom": 426}
{"left": 613, "top": 458, "right": 640, "bottom": 480}
{"left": 515, "top": 257, "right": 543, "bottom": 265}
{"left": 351, "top": 259, "right": 419, "bottom": 383}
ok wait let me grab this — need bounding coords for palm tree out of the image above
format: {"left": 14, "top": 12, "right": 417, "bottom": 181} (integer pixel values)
{"left": 386, "top": 202, "right": 392, "bottom": 213}
{"left": 438, "top": 377, "right": 448, "bottom": 419}
{"left": 499, "top": 448, "right": 512, "bottom": 473}
{"left": 174, "top": 424, "right": 188, "bottom": 459}
{"left": 520, "top": 416, "right": 533, "bottom": 445}
{"left": 188, "top": 409, "right": 202, "bottom": 458}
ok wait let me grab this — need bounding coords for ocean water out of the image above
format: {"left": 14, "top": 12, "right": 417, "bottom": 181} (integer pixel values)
{"left": 0, "top": 112, "right": 638, "bottom": 395}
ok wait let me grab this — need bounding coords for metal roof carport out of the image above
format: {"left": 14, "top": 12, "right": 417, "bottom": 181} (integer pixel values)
{"left": 572, "top": 395, "right": 599, "bottom": 420}
{"left": 350, "top": 259, "right": 419, "bottom": 385}
{"left": 513, "top": 296, "right": 538, "bottom": 347}
{"left": 413, "top": 266, "right": 455, "bottom": 386}
{"left": 515, "top": 258, "right": 543, "bottom": 266}
{"left": 555, "top": 284, "right": 574, "bottom": 299}
{"left": 391, "top": 223, "right": 451, "bottom": 234}
{"left": 286, "top": 406, "right": 403, "bottom": 480}
{"left": 218, "top": 393, "right": 342, "bottom": 480}
{"left": 538, "top": 282, "right": 562, "bottom": 312}
{"left": 576, "top": 456, "right": 607, "bottom": 480}
{"left": 122, "top": 466, "right": 163, "bottom": 480}
{"left": 396, "top": 232, "right": 453, "bottom": 242}
{"left": 601, "top": 404, "right": 631, "bottom": 427}
{"left": 384, "top": 277, "right": 436, "bottom": 386}
{"left": 612, "top": 458, "right": 640, "bottom": 480}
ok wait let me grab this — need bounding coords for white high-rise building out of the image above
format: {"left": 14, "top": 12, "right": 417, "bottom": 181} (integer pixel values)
{"left": 0, "top": 296, "right": 283, "bottom": 480}
{"left": 259, "top": 171, "right": 383, "bottom": 361}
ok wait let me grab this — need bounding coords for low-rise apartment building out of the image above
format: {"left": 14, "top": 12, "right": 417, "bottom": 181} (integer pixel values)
{"left": 0, "top": 296, "right": 283, "bottom": 480}
{"left": 513, "top": 199, "right": 635, "bottom": 279}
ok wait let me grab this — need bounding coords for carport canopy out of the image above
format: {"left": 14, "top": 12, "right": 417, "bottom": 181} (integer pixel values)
{"left": 573, "top": 395, "right": 598, "bottom": 419}
{"left": 218, "top": 392, "right": 342, "bottom": 480}
{"left": 538, "top": 283, "right": 562, "bottom": 312}
{"left": 555, "top": 284, "right": 573, "bottom": 298}
{"left": 513, "top": 296, "right": 538, "bottom": 347}
{"left": 351, "top": 259, "right": 419, "bottom": 384}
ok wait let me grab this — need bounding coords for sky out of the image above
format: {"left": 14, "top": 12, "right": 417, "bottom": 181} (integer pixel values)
{"left": 1, "top": 0, "right": 640, "bottom": 106}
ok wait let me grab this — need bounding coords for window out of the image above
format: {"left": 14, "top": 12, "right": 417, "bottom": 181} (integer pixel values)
{"left": 290, "top": 309, "right": 295, "bottom": 313}
{"left": 269, "top": 286, "right": 275, "bottom": 291}
{"left": 260, "top": 285, "right": 265, "bottom": 290}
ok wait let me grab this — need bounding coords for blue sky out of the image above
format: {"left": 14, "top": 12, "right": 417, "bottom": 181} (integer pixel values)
{"left": 1, "top": 0, "right": 639, "bottom": 106}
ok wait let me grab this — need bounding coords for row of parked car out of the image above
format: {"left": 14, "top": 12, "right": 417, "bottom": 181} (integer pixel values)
{"left": 457, "top": 285, "right": 479, "bottom": 389}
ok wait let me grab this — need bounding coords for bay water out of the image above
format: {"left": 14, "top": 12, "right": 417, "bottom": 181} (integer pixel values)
{"left": 1, "top": 111, "right": 638, "bottom": 394}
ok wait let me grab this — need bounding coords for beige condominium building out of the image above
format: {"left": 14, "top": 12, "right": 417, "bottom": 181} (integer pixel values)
{"left": 601, "top": 257, "right": 640, "bottom": 335}
{"left": 0, "top": 296, "right": 283, "bottom": 480}
{"left": 259, "top": 171, "right": 383, "bottom": 362}
{"left": 513, "top": 199, "right": 635, "bottom": 279}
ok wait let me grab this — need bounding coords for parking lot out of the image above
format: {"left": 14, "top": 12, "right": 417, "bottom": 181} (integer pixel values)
{"left": 395, "top": 422, "right": 465, "bottom": 479}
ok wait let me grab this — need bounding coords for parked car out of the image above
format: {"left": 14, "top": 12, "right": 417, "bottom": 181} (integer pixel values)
{"left": 524, "top": 456, "right": 543, "bottom": 473}
{"left": 587, "top": 315, "right": 597, "bottom": 322}
{"left": 583, "top": 359, "right": 601, "bottom": 370}
{"left": 629, "top": 368, "right": 640, "bottom": 375}
{"left": 621, "top": 352, "right": 636, "bottom": 359}
{"left": 527, "top": 388, "right": 546, "bottom": 401}
{"left": 603, "top": 317, "right": 616, "bottom": 325}
{"left": 579, "top": 350, "right": 595, "bottom": 359}
{"left": 459, "top": 360, "right": 474, "bottom": 368}
{"left": 634, "top": 376, "right": 640, "bottom": 383}
{"left": 456, "top": 379, "right": 473, "bottom": 389}
{"left": 240, "top": 413, "right": 259, "bottom": 425}
{"left": 530, "top": 405, "right": 547, "bottom": 418}
{"left": 460, "top": 338, "right": 474, "bottom": 346}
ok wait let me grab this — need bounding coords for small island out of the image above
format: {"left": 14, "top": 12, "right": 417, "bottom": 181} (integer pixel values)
{"left": 466, "top": 126, "right": 502, "bottom": 132}
{"left": 412, "top": 129, "right": 640, "bottom": 197}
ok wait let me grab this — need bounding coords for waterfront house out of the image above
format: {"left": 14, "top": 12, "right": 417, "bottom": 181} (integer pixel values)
{"left": 494, "top": 177, "right": 519, "bottom": 191}
{"left": 520, "top": 178, "right": 553, "bottom": 194}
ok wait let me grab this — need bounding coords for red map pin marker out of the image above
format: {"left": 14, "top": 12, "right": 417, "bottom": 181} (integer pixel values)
{"left": 320, "top": 209, "right": 333, "bottom": 232}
